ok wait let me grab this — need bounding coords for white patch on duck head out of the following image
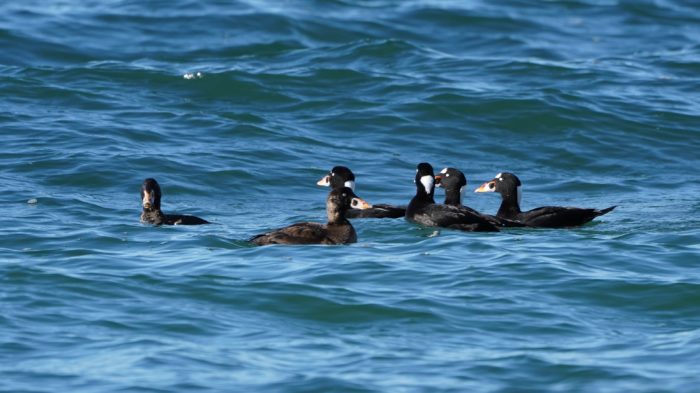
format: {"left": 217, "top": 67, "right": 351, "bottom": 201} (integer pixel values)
{"left": 496, "top": 172, "right": 503, "bottom": 181}
{"left": 440, "top": 168, "right": 448, "bottom": 174}
{"left": 420, "top": 175, "right": 434, "bottom": 194}
{"left": 344, "top": 180, "right": 356, "bottom": 191}
{"left": 142, "top": 190, "right": 155, "bottom": 209}
{"left": 459, "top": 186, "right": 465, "bottom": 205}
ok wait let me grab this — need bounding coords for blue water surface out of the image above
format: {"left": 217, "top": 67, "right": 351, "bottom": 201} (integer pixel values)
{"left": 2, "top": 1, "right": 700, "bottom": 392}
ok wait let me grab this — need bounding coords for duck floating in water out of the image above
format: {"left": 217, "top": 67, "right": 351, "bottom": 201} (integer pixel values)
{"left": 140, "top": 178, "right": 210, "bottom": 226}
{"left": 250, "top": 187, "right": 372, "bottom": 245}
{"left": 435, "top": 167, "right": 526, "bottom": 228}
{"left": 317, "top": 166, "right": 405, "bottom": 218}
{"left": 474, "top": 172, "right": 615, "bottom": 228}
{"left": 405, "top": 163, "right": 499, "bottom": 232}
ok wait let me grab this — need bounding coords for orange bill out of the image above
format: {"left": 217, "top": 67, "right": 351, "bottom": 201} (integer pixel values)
{"left": 474, "top": 180, "right": 496, "bottom": 193}
{"left": 317, "top": 175, "right": 331, "bottom": 186}
{"left": 350, "top": 197, "right": 372, "bottom": 209}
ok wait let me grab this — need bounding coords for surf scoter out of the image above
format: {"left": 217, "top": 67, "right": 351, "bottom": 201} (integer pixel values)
{"left": 405, "top": 163, "right": 499, "bottom": 232}
{"left": 250, "top": 187, "right": 371, "bottom": 245}
{"left": 317, "top": 166, "right": 405, "bottom": 218}
{"left": 140, "top": 178, "right": 210, "bottom": 225}
{"left": 474, "top": 172, "right": 616, "bottom": 228}
{"left": 435, "top": 167, "right": 527, "bottom": 228}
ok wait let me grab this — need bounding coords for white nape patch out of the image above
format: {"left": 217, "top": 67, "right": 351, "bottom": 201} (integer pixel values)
{"left": 344, "top": 180, "right": 356, "bottom": 191}
{"left": 440, "top": 168, "right": 448, "bottom": 174}
{"left": 459, "top": 186, "right": 465, "bottom": 205}
{"left": 517, "top": 185, "right": 522, "bottom": 205}
{"left": 420, "top": 175, "right": 434, "bottom": 194}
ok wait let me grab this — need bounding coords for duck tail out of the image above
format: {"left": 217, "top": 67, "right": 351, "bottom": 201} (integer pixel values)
{"left": 597, "top": 206, "right": 617, "bottom": 216}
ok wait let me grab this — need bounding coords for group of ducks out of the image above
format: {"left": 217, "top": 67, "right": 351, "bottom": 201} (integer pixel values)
{"left": 140, "top": 163, "right": 616, "bottom": 245}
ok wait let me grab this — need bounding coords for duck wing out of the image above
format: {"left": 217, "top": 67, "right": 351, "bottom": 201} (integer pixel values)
{"left": 347, "top": 204, "right": 406, "bottom": 219}
{"left": 165, "top": 214, "right": 210, "bottom": 225}
{"left": 520, "top": 206, "right": 616, "bottom": 228}
{"left": 485, "top": 214, "right": 528, "bottom": 228}
{"left": 412, "top": 204, "right": 499, "bottom": 232}
{"left": 250, "top": 222, "right": 332, "bottom": 245}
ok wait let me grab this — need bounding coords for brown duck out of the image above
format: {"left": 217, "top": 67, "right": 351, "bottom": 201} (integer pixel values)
{"left": 140, "top": 178, "right": 210, "bottom": 226}
{"left": 250, "top": 187, "right": 371, "bottom": 245}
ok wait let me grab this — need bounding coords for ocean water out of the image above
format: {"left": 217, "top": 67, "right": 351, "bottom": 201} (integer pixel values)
{"left": 2, "top": 0, "right": 700, "bottom": 391}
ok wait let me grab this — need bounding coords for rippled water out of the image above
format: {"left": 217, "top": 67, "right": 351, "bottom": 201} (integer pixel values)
{"left": 2, "top": 1, "right": 700, "bottom": 392}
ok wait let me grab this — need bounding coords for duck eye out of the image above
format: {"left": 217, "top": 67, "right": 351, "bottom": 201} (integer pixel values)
{"left": 446, "top": 173, "right": 450, "bottom": 177}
